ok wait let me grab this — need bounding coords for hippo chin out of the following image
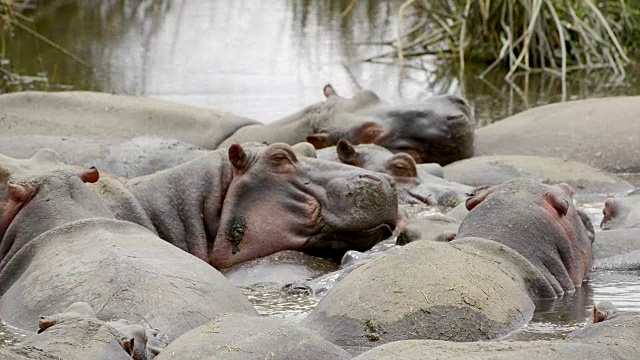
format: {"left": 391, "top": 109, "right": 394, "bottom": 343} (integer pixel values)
{"left": 317, "top": 140, "right": 472, "bottom": 207}
{"left": 92, "top": 142, "right": 397, "bottom": 268}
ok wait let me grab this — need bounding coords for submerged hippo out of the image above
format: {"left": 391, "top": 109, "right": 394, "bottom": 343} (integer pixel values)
{"left": 0, "top": 150, "right": 257, "bottom": 339}
{"left": 601, "top": 191, "right": 640, "bottom": 230}
{"left": 154, "top": 313, "right": 351, "bottom": 360}
{"left": 317, "top": 140, "right": 472, "bottom": 207}
{"left": 0, "top": 84, "right": 473, "bottom": 166}
{"left": 0, "top": 302, "right": 162, "bottom": 360}
{"left": 89, "top": 142, "right": 397, "bottom": 268}
{"left": 475, "top": 96, "right": 640, "bottom": 173}
{"left": 351, "top": 302, "right": 640, "bottom": 360}
{"left": 302, "top": 179, "right": 594, "bottom": 348}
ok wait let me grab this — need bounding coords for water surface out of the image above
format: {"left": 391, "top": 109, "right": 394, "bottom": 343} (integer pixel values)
{"left": 6, "top": 0, "right": 640, "bottom": 125}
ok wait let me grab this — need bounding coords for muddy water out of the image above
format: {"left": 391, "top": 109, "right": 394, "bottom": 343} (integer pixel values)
{"left": 6, "top": 0, "right": 640, "bottom": 125}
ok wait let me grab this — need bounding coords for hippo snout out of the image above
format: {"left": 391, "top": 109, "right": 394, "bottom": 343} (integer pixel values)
{"left": 323, "top": 171, "right": 398, "bottom": 230}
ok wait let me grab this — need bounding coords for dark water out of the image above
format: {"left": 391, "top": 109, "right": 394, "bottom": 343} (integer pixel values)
{"left": 5, "top": 0, "right": 640, "bottom": 125}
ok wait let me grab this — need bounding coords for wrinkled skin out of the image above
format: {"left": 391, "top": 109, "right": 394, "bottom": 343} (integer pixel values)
{"left": 1, "top": 86, "right": 472, "bottom": 169}
{"left": 305, "top": 87, "right": 474, "bottom": 165}
{"left": 457, "top": 179, "right": 595, "bottom": 296}
{"left": 34, "top": 302, "right": 163, "bottom": 360}
{"left": 154, "top": 313, "right": 351, "bottom": 360}
{"left": 601, "top": 192, "right": 640, "bottom": 230}
{"left": 0, "top": 150, "right": 257, "bottom": 340}
{"left": 96, "top": 142, "right": 397, "bottom": 268}
{"left": 317, "top": 140, "right": 471, "bottom": 207}
{"left": 351, "top": 302, "right": 640, "bottom": 360}
{"left": 0, "top": 136, "right": 211, "bottom": 178}
{"left": 0, "top": 303, "right": 147, "bottom": 360}
{"left": 302, "top": 179, "right": 595, "bottom": 348}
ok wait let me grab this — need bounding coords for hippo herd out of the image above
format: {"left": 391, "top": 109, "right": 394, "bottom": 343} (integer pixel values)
{"left": 1, "top": 85, "right": 640, "bottom": 359}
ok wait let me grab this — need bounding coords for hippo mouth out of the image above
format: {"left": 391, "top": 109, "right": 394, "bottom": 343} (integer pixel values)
{"left": 303, "top": 221, "right": 396, "bottom": 261}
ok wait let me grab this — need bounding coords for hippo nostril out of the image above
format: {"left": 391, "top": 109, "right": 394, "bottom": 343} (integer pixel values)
{"left": 359, "top": 174, "right": 382, "bottom": 183}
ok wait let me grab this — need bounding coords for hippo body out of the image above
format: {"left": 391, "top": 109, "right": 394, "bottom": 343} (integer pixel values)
{"left": 317, "top": 141, "right": 472, "bottom": 207}
{"left": 443, "top": 155, "right": 634, "bottom": 194}
{"left": 352, "top": 303, "right": 640, "bottom": 360}
{"left": 0, "top": 135, "right": 210, "bottom": 178}
{"left": 92, "top": 142, "right": 397, "bottom": 269}
{"left": 0, "top": 150, "right": 257, "bottom": 341}
{"left": 0, "top": 86, "right": 474, "bottom": 167}
{"left": 475, "top": 96, "right": 640, "bottom": 173}
{"left": 302, "top": 179, "right": 594, "bottom": 348}
{"left": 154, "top": 313, "right": 351, "bottom": 360}
{"left": 593, "top": 229, "right": 640, "bottom": 259}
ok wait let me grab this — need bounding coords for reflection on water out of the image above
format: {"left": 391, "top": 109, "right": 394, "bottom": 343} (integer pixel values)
{"left": 6, "top": 0, "right": 640, "bottom": 124}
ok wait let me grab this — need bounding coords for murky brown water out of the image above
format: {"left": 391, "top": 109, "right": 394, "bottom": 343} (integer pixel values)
{"left": 2, "top": 0, "right": 640, "bottom": 350}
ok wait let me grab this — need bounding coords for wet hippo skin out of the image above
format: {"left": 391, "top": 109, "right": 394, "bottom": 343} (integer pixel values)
{"left": 0, "top": 150, "right": 257, "bottom": 341}
{"left": 302, "top": 179, "right": 594, "bottom": 349}
{"left": 90, "top": 142, "right": 398, "bottom": 269}
{"left": 0, "top": 84, "right": 474, "bottom": 169}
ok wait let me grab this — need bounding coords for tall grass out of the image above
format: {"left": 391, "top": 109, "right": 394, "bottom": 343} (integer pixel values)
{"left": 361, "top": 0, "right": 639, "bottom": 82}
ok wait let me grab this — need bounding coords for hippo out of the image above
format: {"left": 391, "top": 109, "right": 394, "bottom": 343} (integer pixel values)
{"left": 475, "top": 96, "right": 640, "bottom": 173}
{"left": 0, "top": 303, "right": 162, "bottom": 360}
{"left": 442, "top": 155, "right": 635, "bottom": 194}
{"left": 601, "top": 191, "right": 640, "bottom": 230}
{"left": 350, "top": 302, "right": 640, "bottom": 360}
{"left": 0, "top": 149, "right": 257, "bottom": 339}
{"left": 0, "top": 135, "right": 211, "bottom": 178}
{"left": 87, "top": 142, "right": 397, "bottom": 268}
{"left": 317, "top": 140, "right": 472, "bottom": 207}
{"left": 302, "top": 179, "right": 594, "bottom": 348}
{"left": 593, "top": 228, "right": 640, "bottom": 259}
{"left": 154, "top": 313, "right": 351, "bottom": 360}
{"left": 0, "top": 84, "right": 473, "bottom": 166}
{"left": 302, "top": 88, "right": 474, "bottom": 165}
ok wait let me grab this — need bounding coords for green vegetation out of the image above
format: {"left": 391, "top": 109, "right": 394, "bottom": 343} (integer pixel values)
{"left": 360, "top": 0, "right": 640, "bottom": 80}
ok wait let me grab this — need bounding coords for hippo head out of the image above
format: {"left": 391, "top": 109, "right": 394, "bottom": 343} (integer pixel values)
{"left": 0, "top": 149, "right": 103, "bottom": 249}
{"left": 36, "top": 302, "right": 154, "bottom": 360}
{"left": 458, "top": 179, "right": 595, "bottom": 295}
{"left": 209, "top": 142, "right": 398, "bottom": 268}
{"left": 317, "top": 140, "right": 471, "bottom": 207}
{"left": 307, "top": 89, "right": 475, "bottom": 165}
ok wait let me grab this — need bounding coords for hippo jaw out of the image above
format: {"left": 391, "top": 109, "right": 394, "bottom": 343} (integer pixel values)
{"left": 208, "top": 143, "right": 398, "bottom": 269}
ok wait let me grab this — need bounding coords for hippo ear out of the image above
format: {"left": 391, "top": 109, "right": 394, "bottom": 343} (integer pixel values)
{"left": 351, "top": 122, "right": 388, "bottom": 144}
{"left": 546, "top": 189, "right": 570, "bottom": 216}
{"left": 336, "top": 139, "right": 358, "bottom": 165}
{"left": 8, "top": 182, "right": 34, "bottom": 203}
{"left": 121, "top": 337, "right": 135, "bottom": 356}
{"left": 38, "top": 315, "right": 58, "bottom": 334}
{"left": 323, "top": 84, "right": 337, "bottom": 98}
{"left": 76, "top": 166, "right": 100, "bottom": 183}
{"left": 602, "top": 198, "right": 618, "bottom": 220}
{"left": 31, "top": 148, "right": 63, "bottom": 164}
{"left": 307, "top": 133, "right": 335, "bottom": 149}
{"left": 386, "top": 153, "right": 418, "bottom": 179}
{"left": 228, "top": 144, "right": 248, "bottom": 170}
{"left": 291, "top": 142, "right": 317, "bottom": 158}
{"left": 465, "top": 186, "right": 491, "bottom": 211}
{"left": 592, "top": 305, "right": 608, "bottom": 324}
